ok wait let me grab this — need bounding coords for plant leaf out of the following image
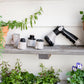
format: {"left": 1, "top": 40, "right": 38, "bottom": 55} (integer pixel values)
{"left": 34, "top": 15, "right": 38, "bottom": 20}
{"left": 80, "top": 11, "right": 83, "bottom": 14}
{"left": 34, "top": 20, "right": 36, "bottom": 24}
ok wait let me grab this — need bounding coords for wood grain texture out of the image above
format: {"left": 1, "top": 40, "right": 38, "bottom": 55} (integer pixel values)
{"left": 1, "top": 44, "right": 84, "bottom": 55}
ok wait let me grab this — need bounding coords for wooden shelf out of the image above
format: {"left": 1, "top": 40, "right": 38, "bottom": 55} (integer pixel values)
{"left": 2, "top": 44, "right": 84, "bottom": 55}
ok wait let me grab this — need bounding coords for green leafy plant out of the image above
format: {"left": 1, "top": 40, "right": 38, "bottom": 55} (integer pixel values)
{"left": 0, "top": 59, "right": 22, "bottom": 84}
{"left": 36, "top": 63, "right": 61, "bottom": 84}
{"left": 66, "top": 69, "right": 84, "bottom": 84}
{"left": 0, "top": 27, "right": 4, "bottom": 49}
{"left": 80, "top": 11, "right": 84, "bottom": 22}
{"left": 0, "top": 16, "right": 5, "bottom": 56}
{"left": 66, "top": 62, "right": 84, "bottom": 84}
{"left": 0, "top": 7, "right": 43, "bottom": 56}
{"left": 0, "top": 16, "right": 7, "bottom": 27}
{"left": 0, "top": 60, "right": 62, "bottom": 84}
{"left": 21, "top": 72, "right": 36, "bottom": 84}
{"left": 0, "top": 7, "right": 43, "bottom": 30}
{"left": 0, "top": 59, "right": 36, "bottom": 84}
{"left": 7, "top": 7, "right": 43, "bottom": 30}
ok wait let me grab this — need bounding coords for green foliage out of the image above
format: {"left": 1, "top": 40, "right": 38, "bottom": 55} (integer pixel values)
{"left": 0, "top": 16, "right": 5, "bottom": 56}
{"left": 0, "top": 59, "right": 22, "bottom": 84}
{"left": 80, "top": 11, "right": 84, "bottom": 21}
{"left": 29, "top": 7, "right": 43, "bottom": 28}
{"left": 0, "top": 61, "right": 61, "bottom": 84}
{"left": 0, "top": 7, "right": 43, "bottom": 30}
{"left": 0, "top": 16, "right": 7, "bottom": 27}
{"left": 80, "top": 11, "right": 83, "bottom": 14}
{"left": 36, "top": 63, "right": 61, "bottom": 84}
{"left": 21, "top": 72, "right": 36, "bottom": 84}
{"left": 0, "top": 28, "right": 4, "bottom": 49}
{"left": 5, "top": 7, "right": 43, "bottom": 30}
{"left": 0, "top": 7, "right": 43, "bottom": 56}
{"left": 66, "top": 69, "right": 84, "bottom": 84}
{"left": 0, "top": 59, "right": 36, "bottom": 84}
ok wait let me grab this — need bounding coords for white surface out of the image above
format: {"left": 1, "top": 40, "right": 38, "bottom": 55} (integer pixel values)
{"left": 0, "top": 0, "right": 63, "bottom": 1}
{"left": 0, "top": 0, "right": 83, "bottom": 26}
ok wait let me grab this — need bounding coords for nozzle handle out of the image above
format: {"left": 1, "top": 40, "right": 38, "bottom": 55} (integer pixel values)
{"left": 62, "top": 28, "right": 78, "bottom": 40}
{"left": 61, "top": 28, "right": 78, "bottom": 44}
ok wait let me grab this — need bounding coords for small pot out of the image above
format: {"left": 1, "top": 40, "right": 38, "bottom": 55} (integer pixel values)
{"left": 27, "top": 35, "right": 36, "bottom": 47}
{"left": 35, "top": 39, "right": 44, "bottom": 50}
{"left": 18, "top": 38, "right": 26, "bottom": 50}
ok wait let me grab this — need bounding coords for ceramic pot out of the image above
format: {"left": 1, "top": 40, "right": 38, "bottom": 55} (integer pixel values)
{"left": 18, "top": 38, "right": 26, "bottom": 50}
{"left": 35, "top": 39, "right": 44, "bottom": 50}
{"left": 0, "top": 26, "right": 9, "bottom": 47}
{"left": 27, "top": 35, "right": 36, "bottom": 47}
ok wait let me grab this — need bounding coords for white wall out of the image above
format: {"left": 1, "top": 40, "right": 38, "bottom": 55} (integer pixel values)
{"left": 0, "top": 0, "right": 84, "bottom": 26}
{"left": 1, "top": 54, "right": 84, "bottom": 81}
{"left": 0, "top": 0, "right": 84, "bottom": 45}
{"left": 0, "top": 0, "right": 84, "bottom": 82}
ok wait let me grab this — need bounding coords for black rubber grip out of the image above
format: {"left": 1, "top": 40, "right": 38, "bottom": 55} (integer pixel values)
{"left": 62, "top": 30, "right": 75, "bottom": 44}
{"left": 62, "top": 28, "right": 78, "bottom": 40}
{"left": 45, "top": 36, "right": 54, "bottom": 46}
{"left": 53, "top": 26, "right": 61, "bottom": 35}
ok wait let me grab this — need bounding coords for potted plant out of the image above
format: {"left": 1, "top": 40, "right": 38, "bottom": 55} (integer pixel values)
{"left": 80, "top": 11, "right": 84, "bottom": 30}
{"left": 66, "top": 62, "right": 84, "bottom": 84}
{"left": 0, "top": 16, "right": 9, "bottom": 48}
{"left": 36, "top": 64, "right": 61, "bottom": 84}
{"left": 0, "top": 7, "right": 43, "bottom": 48}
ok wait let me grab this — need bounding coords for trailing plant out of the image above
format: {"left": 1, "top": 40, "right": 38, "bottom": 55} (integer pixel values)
{"left": 36, "top": 63, "right": 61, "bottom": 84}
{"left": 7, "top": 7, "right": 43, "bottom": 30}
{"left": 0, "top": 7, "right": 43, "bottom": 55}
{"left": 0, "top": 7, "right": 43, "bottom": 30}
{"left": 80, "top": 11, "right": 84, "bottom": 22}
{"left": 66, "top": 62, "right": 84, "bottom": 84}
